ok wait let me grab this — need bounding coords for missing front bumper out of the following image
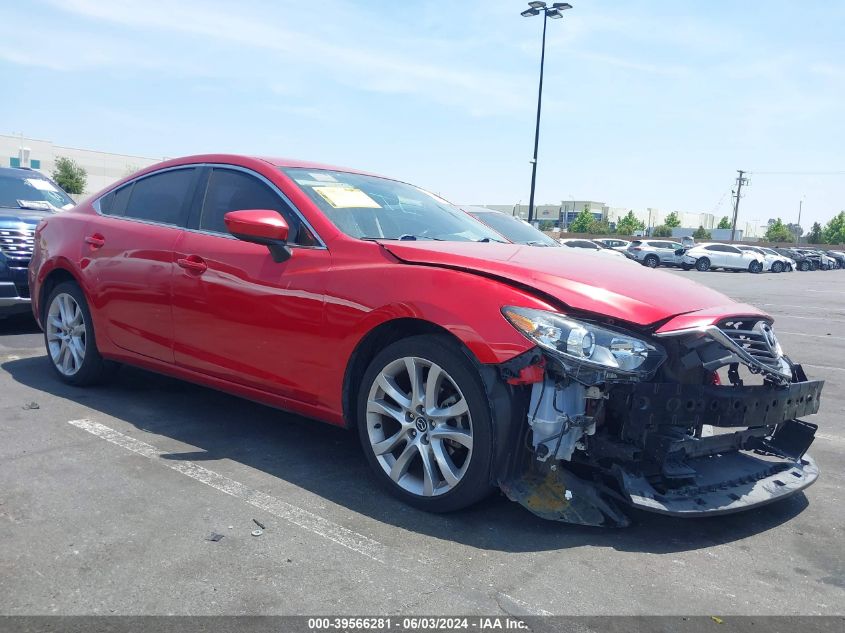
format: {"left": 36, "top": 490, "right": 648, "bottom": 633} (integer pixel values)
{"left": 618, "top": 452, "right": 819, "bottom": 516}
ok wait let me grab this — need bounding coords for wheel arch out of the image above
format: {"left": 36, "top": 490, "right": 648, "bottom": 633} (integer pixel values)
{"left": 37, "top": 265, "right": 86, "bottom": 327}
{"left": 342, "top": 317, "right": 478, "bottom": 430}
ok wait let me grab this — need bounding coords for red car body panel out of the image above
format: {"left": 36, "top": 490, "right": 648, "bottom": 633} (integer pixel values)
{"left": 30, "top": 154, "right": 766, "bottom": 428}
{"left": 379, "top": 241, "right": 738, "bottom": 327}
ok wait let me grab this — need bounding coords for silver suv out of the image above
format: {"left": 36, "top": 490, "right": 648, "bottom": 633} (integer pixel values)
{"left": 626, "top": 239, "right": 690, "bottom": 269}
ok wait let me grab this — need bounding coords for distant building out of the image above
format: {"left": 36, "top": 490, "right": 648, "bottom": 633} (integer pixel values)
{"left": 1, "top": 133, "right": 162, "bottom": 196}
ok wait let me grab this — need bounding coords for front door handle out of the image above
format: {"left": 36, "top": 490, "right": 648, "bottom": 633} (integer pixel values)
{"left": 84, "top": 234, "right": 105, "bottom": 248}
{"left": 177, "top": 255, "right": 208, "bottom": 274}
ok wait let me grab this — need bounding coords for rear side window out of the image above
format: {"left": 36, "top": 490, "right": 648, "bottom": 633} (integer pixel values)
{"left": 99, "top": 183, "right": 133, "bottom": 216}
{"left": 199, "top": 168, "right": 316, "bottom": 246}
{"left": 124, "top": 168, "right": 195, "bottom": 226}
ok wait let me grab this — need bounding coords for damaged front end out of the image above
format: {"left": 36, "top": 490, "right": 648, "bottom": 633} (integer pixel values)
{"left": 496, "top": 308, "right": 822, "bottom": 527}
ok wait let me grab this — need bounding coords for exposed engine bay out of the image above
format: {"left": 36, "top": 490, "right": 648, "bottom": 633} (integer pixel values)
{"left": 496, "top": 309, "right": 822, "bottom": 527}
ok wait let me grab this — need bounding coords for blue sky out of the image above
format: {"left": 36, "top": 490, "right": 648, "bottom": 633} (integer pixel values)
{"left": 2, "top": 0, "right": 843, "bottom": 228}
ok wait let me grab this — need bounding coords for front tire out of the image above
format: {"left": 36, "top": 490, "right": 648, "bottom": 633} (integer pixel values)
{"left": 772, "top": 261, "right": 784, "bottom": 273}
{"left": 356, "top": 335, "right": 494, "bottom": 512}
{"left": 695, "top": 257, "right": 711, "bottom": 272}
{"left": 43, "top": 281, "right": 112, "bottom": 386}
{"left": 800, "top": 261, "right": 811, "bottom": 271}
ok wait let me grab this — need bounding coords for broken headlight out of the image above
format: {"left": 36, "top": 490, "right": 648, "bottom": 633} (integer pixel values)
{"left": 502, "top": 306, "right": 666, "bottom": 377}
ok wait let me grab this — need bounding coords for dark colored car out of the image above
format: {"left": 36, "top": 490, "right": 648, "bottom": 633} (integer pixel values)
{"left": 0, "top": 167, "right": 74, "bottom": 317}
{"left": 824, "top": 250, "right": 845, "bottom": 269}
{"left": 463, "top": 206, "right": 558, "bottom": 246}
{"left": 796, "top": 248, "right": 834, "bottom": 270}
{"left": 775, "top": 248, "right": 814, "bottom": 271}
{"left": 30, "top": 154, "right": 823, "bottom": 526}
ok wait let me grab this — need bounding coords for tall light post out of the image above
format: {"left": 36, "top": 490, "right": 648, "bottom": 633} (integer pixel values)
{"left": 521, "top": 1, "right": 572, "bottom": 224}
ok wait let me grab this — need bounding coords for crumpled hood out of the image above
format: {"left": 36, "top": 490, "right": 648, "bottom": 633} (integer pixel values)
{"left": 381, "top": 241, "right": 758, "bottom": 327}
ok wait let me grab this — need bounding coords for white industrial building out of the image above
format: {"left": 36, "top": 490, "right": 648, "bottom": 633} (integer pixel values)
{"left": 1, "top": 133, "right": 162, "bottom": 197}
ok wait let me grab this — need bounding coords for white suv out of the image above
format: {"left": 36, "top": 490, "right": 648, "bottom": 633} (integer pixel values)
{"left": 626, "top": 240, "right": 689, "bottom": 268}
{"left": 682, "top": 243, "right": 766, "bottom": 273}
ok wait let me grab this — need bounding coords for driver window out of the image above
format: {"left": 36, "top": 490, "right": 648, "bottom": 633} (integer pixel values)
{"left": 200, "top": 168, "right": 317, "bottom": 246}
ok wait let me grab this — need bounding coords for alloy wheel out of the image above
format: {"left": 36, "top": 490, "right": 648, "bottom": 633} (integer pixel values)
{"left": 46, "top": 292, "right": 87, "bottom": 376}
{"left": 365, "top": 356, "right": 473, "bottom": 497}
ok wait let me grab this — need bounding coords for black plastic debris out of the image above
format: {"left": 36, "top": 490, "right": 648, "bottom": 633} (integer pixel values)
{"left": 22, "top": 402, "right": 39, "bottom": 410}
{"left": 205, "top": 532, "right": 224, "bottom": 542}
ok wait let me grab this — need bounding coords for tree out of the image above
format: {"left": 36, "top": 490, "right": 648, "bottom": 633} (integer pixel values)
{"left": 717, "top": 216, "right": 731, "bottom": 229}
{"left": 568, "top": 208, "right": 595, "bottom": 233}
{"left": 764, "top": 218, "right": 794, "bottom": 242}
{"left": 693, "top": 225, "right": 712, "bottom": 240}
{"left": 588, "top": 219, "right": 611, "bottom": 235}
{"left": 652, "top": 225, "right": 672, "bottom": 237}
{"left": 615, "top": 210, "right": 645, "bottom": 236}
{"left": 822, "top": 212, "right": 845, "bottom": 245}
{"left": 808, "top": 222, "right": 823, "bottom": 244}
{"left": 664, "top": 211, "right": 681, "bottom": 228}
{"left": 787, "top": 223, "right": 803, "bottom": 239}
{"left": 51, "top": 157, "right": 87, "bottom": 194}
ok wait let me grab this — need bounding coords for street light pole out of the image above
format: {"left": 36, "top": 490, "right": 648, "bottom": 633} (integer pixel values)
{"left": 521, "top": 2, "right": 572, "bottom": 225}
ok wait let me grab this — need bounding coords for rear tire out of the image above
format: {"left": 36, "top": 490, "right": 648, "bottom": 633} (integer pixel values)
{"left": 643, "top": 255, "right": 660, "bottom": 268}
{"left": 749, "top": 261, "right": 764, "bottom": 274}
{"left": 43, "top": 281, "right": 113, "bottom": 386}
{"left": 356, "top": 335, "right": 494, "bottom": 513}
{"left": 695, "top": 257, "right": 711, "bottom": 272}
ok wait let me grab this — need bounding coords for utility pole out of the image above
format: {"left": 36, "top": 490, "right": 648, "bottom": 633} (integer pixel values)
{"left": 796, "top": 198, "right": 803, "bottom": 244}
{"left": 730, "top": 170, "right": 749, "bottom": 241}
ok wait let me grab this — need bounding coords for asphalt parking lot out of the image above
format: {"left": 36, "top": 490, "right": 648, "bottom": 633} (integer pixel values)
{"left": 1, "top": 269, "right": 843, "bottom": 616}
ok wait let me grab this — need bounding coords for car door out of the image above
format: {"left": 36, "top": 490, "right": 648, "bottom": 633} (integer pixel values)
{"left": 83, "top": 167, "right": 198, "bottom": 362}
{"left": 171, "top": 165, "right": 332, "bottom": 405}
{"left": 722, "top": 245, "right": 744, "bottom": 269}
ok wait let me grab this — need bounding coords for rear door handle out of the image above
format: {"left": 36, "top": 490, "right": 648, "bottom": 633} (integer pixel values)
{"left": 84, "top": 234, "right": 105, "bottom": 248}
{"left": 177, "top": 255, "right": 208, "bottom": 274}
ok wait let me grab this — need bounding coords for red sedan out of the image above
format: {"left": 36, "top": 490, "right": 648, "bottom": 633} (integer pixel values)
{"left": 29, "top": 155, "right": 822, "bottom": 526}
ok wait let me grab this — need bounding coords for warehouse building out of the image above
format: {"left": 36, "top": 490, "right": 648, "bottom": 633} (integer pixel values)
{"left": 1, "top": 133, "right": 162, "bottom": 197}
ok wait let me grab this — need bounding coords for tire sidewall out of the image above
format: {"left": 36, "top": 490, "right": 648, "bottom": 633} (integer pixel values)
{"left": 696, "top": 257, "right": 710, "bottom": 271}
{"left": 644, "top": 255, "right": 659, "bottom": 268}
{"left": 355, "top": 335, "right": 494, "bottom": 512}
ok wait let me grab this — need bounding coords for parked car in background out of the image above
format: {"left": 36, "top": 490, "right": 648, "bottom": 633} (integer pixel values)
{"left": 682, "top": 243, "right": 766, "bottom": 272}
{"left": 823, "top": 250, "right": 845, "bottom": 269}
{"left": 28, "top": 153, "right": 822, "bottom": 526}
{"left": 593, "top": 238, "right": 630, "bottom": 251}
{"left": 755, "top": 246, "right": 796, "bottom": 271}
{"left": 0, "top": 166, "right": 75, "bottom": 317}
{"left": 559, "top": 238, "right": 631, "bottom": 261}
{"left": 626, "top": 239, "right": 690, "bottom": 269}
{"left": 463, "top": 207, "right": 558, "bottom": 247}
{"left": 796, "top": 248, "right": 835, "bottom": 270}
{"left": 737, "top": 245, "right": 792, "bottom": 273}
{"left": 774, "top": 247, "right": 814, "bottom": 271}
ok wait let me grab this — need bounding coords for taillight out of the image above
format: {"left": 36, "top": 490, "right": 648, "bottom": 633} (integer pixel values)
{"left": 631, "top": 247, "right": 642, "bottom": 252}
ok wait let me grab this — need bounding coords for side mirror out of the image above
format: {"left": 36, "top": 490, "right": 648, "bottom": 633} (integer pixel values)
{"left": 224, "top": 209, "right": 291, "bottom": 263}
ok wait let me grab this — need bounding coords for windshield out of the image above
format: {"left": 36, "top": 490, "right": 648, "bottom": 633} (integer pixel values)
{"left": 468, "top": 211, "right": 558, "bottom": 246}
{"left": 0, "top": 173, "right": 74, "bottom": 210}
{"left": 282, "top": 168, "right": 503, "bottom": 242}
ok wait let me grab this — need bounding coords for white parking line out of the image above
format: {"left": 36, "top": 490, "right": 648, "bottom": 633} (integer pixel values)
{"left": 67, "top": 418, "right": 388, "bottom": 563}
{"left": 757, "top": 303, "right": 842, "bottom": 311}
{"left": 804, "top": 363, "right": 845, "bottom": 373}
{"left": 779, "top": 331, "right": 845, "bottom": 341}
{"left": 817, "top": 433, "right": 845, "bottom": 446}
